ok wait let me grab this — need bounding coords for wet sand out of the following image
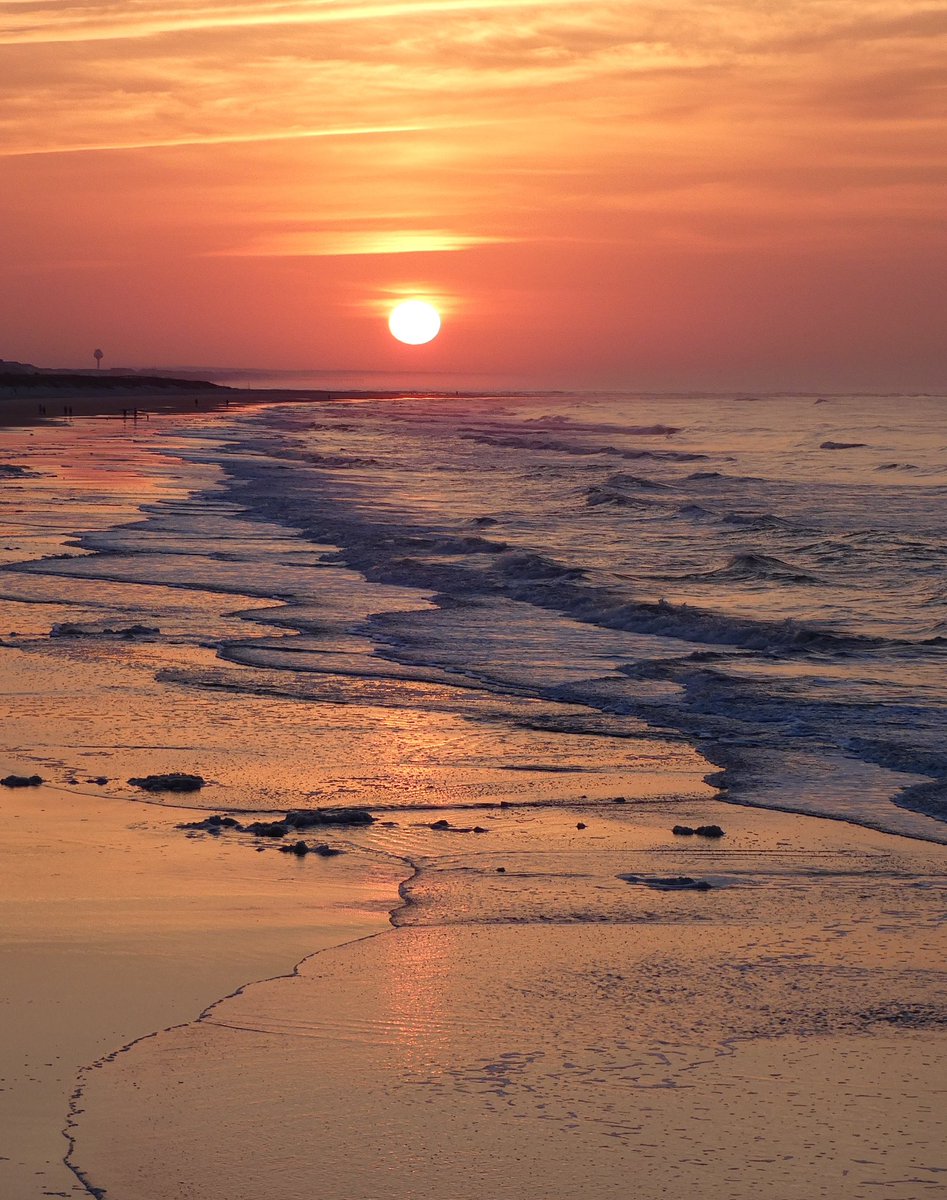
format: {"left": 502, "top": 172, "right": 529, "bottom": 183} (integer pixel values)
{"left": 70, "top": 803, "right": 947, "bottom": 1200}
{"left": 0, "top": 778, "right": 402, "bottom": 1198}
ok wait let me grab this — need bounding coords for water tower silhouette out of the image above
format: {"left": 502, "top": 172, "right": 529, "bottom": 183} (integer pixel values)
{"left": 93, "top": 348, "right": 103, "bottom": 369}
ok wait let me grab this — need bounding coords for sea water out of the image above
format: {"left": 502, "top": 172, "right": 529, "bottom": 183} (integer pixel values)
{"left": 2, "top": 389, "right": 946, "bottom": 839}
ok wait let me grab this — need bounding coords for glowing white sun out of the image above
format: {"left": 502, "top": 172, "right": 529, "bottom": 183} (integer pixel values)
{"left": 388, "top": 300, "right": 441, "bottom": 345}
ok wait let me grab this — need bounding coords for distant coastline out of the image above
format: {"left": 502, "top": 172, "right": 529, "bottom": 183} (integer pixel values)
{"left": 0, "top": 361, "right": 476, "bottom": 429}
{"left": 1, "top": 364, "right": 251, "bottom": 428}
{"left": 1, "top": 369, "right": 223, "bottom": 392}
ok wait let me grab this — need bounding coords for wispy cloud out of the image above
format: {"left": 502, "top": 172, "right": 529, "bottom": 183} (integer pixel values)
{"left": 210, "top": 228, "right": 505, "bottom": 255}
{"left": 0, "top": 0, "right": 579, "bottom": 45}
{"left": 0, "top": 122, "right": 433, "bottom": 158}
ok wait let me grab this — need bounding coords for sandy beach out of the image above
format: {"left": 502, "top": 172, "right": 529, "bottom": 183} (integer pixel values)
{"left": 0, "top": 778, "right": 401, "bottom": 1199}
{"left": 0, "top": 406, "right": 399, "bottom": 1196}
{"left": 1, "top": 393, "right": 945, "bottom": 1199}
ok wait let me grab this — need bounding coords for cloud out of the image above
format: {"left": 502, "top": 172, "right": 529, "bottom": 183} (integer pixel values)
{"left": 211, "top": 228, "right": 506, "bottom": 255}
{"left": 2, "top": 0, "right": 944, "bottom": 312}
{"left": 0, "top": 122, "right": 432, "bottom": 158}
{"left": 0, "top": 0, "right": 580, "bottom": 46}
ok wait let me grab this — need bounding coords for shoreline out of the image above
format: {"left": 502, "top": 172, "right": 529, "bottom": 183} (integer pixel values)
{"left": 0, "top": 411, "right": 716, "bottom": 1198}
{"left": 62, "top": 915, "right": 414, "bottom": 1200}
{"left": 2, "top": 397, "right": 945, "bottom": 1198}
{"left": 61, "top": 844, "right": 422, "bottom": 1199}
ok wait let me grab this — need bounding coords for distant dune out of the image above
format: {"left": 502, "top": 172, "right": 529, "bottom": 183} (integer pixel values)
{"left": 0, "top": 361, "right": 240, "bottom": 427}
{"left": 0, "top": 361, "right": 222, "bottom": 392}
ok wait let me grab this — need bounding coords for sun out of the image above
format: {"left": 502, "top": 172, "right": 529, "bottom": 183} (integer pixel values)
{"left": 388, "top": 299, "right": 441, "bottom": 345}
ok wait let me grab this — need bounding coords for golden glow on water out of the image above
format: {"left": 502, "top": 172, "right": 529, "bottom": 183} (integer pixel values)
{"left": 374, "top": 927, "right": 460, "bottom": 1067}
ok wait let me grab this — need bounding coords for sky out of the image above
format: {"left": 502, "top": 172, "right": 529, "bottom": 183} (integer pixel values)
{"left": 1, "top": 0, "right": 945, "bottom": 391}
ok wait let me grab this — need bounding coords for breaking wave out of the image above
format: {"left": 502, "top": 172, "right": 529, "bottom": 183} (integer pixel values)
{"left": 674, "top": 553, "right": 822, "bottom": 585}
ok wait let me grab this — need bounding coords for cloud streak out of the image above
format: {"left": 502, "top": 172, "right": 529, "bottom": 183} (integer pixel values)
{"left": 0, "top": 122, "right": 436, "bottom": 159}
{"left": 210, "top": 228, "right": 505, "bottom": 255}
{"left": 0, "top": 0, "right": 579, "bottom": 45}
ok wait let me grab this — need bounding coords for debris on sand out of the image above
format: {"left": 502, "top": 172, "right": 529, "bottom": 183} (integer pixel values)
{"left": 285, "top": 807, "right": 374, "bottom": 829}
{"left": 179, "top": 814, "right": 240, "bottom": 831}
{"left": 178, "top": 807, "right": 374, "bottom": 839}
{"left": 279, "top": 841, "right": 345, "bottom": 858}
{"left": 51, "top": 622, "right": 159, "bottom": 639}
{"left": 129, "top": 773, "right": 206, "bottom": 793}
{"left": 241, "top": 821, "right": 288, "bottom": 837}
{"left": 428, "top": 818, "right": 489, "bottom": 833}
{"left": 672, "top": 823, "right": 725, "bottom": 838}
{"left": 620, "top": 873, "right": 713, "bottom": 891}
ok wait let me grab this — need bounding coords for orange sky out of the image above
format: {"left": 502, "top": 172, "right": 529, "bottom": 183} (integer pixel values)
{"left": 1, "top": 1, "right": 945, "bottom": 390}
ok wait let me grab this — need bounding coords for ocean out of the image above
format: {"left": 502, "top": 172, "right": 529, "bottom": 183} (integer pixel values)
{"left": 3, "top": 389, "right": 946, "bottom": 840}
